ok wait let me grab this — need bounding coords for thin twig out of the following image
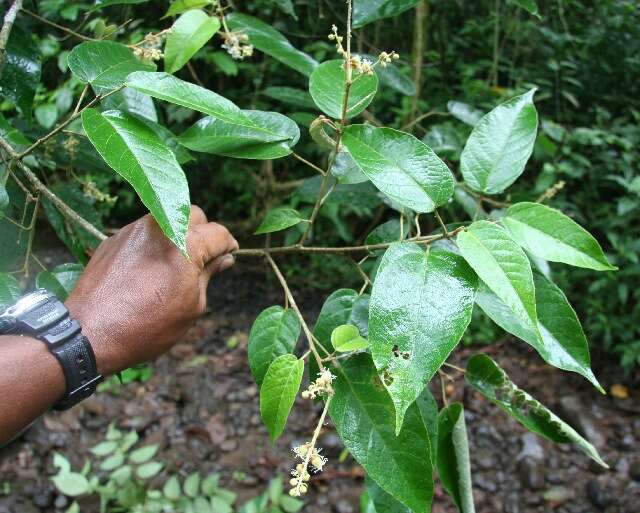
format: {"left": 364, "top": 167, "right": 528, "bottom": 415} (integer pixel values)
{"left": 265, "top": 254, "right": 324, "bottom": 369}
{"left": 235, "top": 229, "right": 463, "bottom": 257}
{"left": 18, "top": 87, "right": 123, "bottom": 159}
{"left": 293, "top": 152, "right": 326, "bottom": 176}
{"left": 0, "top": 0, "right": 23, "bottom": 70}
{"left": 21, "top": 8, "right": 93, "bottom": 41}
{"left": 0, "top": 137, "right": 106, "bottom": 241}
{"left": 434, "top": 208, "right": 449, "bottom": 236}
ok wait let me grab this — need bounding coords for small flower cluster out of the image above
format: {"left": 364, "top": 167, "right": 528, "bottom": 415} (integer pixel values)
{"left": 301, "top": 368, "right": 335, "bottom": 399}
{"left": 289, "top": 442, "right": 328, "bottom": 497}
{"left": 327, "top": 24, "right": 345, "bottom": 55}
{"left": 349, "top": 55, "right": 375, "bottom": 75}
{"left": 222, "top": 31, "right": 254, "bottom": 60}
{"left": 378, "top": 50, "right": 400, "bottom": 67}
{"left": 131, "top": 31, "right": 169, "bottom": 62}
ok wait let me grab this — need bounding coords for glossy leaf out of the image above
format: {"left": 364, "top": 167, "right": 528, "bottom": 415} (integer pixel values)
{"left": 460, "top": 90, "right": 538, "bottom": 194}
{"left": 0, "top": 273, "right": 21, "bottom": 308}
{"left": 365, "top": 219, "right": 409, "bottom": 251}
{"left": 179, "top": 110, "right": 300, "bottom": 159}
{"left": 255, "top": 207, "right": 306, "bottom": 235}
{"left": 457, "top": 221, "right": 539, "bottom": 336}
{"left": 260, "top": 354, "right": 304, "bottom": 442}
{"left": 164, "top": 10, "right": 220, "bottom": 73}
{"left": 416, "top": 388, "right": 439, "bottom": 470}
{"left": 248, "top": 306, "right": 300, "bottom": 386}
{"left": 331, "top": 151, "right": 368, "bottom": 184}
{"left": 370, "top": 243, "right": 477, "bottom": 433}
{"left": 126, "top": 71, "right": 248, "bottom": 125}
{"left": 309, "top": 60, "right": 378, "bottom": 119}
{"left": 342, "top": 125, "right": 454, "bottom": 213}
{"left": 36, "top": 263, "right": 83, "bottom": 301}
{"left": 102, "top": 87, "right": 157, "bottom": 122}
{"left": 503, "top": 202, "right": 616, "bottom": 271}
{"left": 329, "top": 354, "right": 433, "bottom": 512}
{"left": 68, "top": 41, "right": 155, "bottom": 95}
{"left": 437, "top": 403, "right": 475, "bottom": 513}
{"left": 226, "top": 13, "right": 318, "bottom": 77}
{"left": 352, "top": 0, "right": 421, "bottom": 28}
{"left": 447, "top": 101, "right": 483, "bottom": 127}
{"left": 262, "top": 87, "right": 316, "bottom": 109}
{"left": 466, "top": 354, "right": 608, "bottom": 467}
{"left": 331, "top": 324, "right": 369, "bottom": 352}
{"left": 311, "top": 289, "right": 369, "bottom": 381}
{"left": 162, "top": 0, "right": 213, "bottom": 18}
{"left": 81, "top": 108, "right": 190, "bottom": 254}
{"left": 270, "top": 0, "right": 297, "bottom": 19}
{"left": 0, "top": 25, "right": 41, "bottom": 116}
{"left": 476, "top": 273, "right": 602, "bottom": 391}
{"left": 365, "top": 475, "right": 411, "bottom": 513}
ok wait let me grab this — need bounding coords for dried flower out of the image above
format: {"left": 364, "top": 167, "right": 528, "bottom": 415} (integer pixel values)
{"left": 222, "top": 31, "right": 254, "bottom": 60}
{"left": 301, "top": 368, "right": 335, "bottom": 399}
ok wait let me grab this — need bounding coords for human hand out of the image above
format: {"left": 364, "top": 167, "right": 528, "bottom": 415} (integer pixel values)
{"left": 65, "top": 206, "right": 238, "bottom": 375}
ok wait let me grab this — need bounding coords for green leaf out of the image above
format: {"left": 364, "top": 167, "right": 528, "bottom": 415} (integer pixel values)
{"left": 52, "top": 472, "right": 90, "bottom": 497}
{"left": 342, "top": 125, "right": 454, "bottom": 213}
{"left": 102, "top": 87, "right": 158, "bottom": 122}
{"left": 226, "top": 13, "right": 318, "bottom": 77}
{"left": 208, "top": 51, "right": 239, "bottom": 76}
{"left": 466, "top": 354, "right": 608, "bottom": 468}
{"left": 507, "top": 0, "right": 540, "bottom": 17}
{"left": 331, "top": 324, "right": 369, "bottom": 352}
{"left": 0, "top": 273, "right": 21, "bottom": 308}
{"left": 0, "top": 24, "right": 41, "bottom": 116}
{"left": 280, "top": 495, "right": 304, "bottom": 513}
{"left": 165, "top": 10, "right": 220, "bottom": 73}
{"left": 179, "top": 111, "right": 300, "bottom": 160}
{"left": 81, "top": 108, "right": 190, "bottom": 254}
{"left": 331, "top": 151, "right": 368, "bottom": 184}
{"left": 100, "top": 453, "right": 124, "bottom": 471}
{"left": 259, "top": 354, "right": 304, "bottom": 442}
{"left": 370, "top": 243, "right": 477, "bottom": 432}
{"left": 503, "top": 202, "right": 616, "bottom": 271}
{"left": 262, "top": 87, "right": 315, "bottom": 110}
{"left": 352, "top": 0, "right": 421, "bottom": 28}
{"left": 457, "top": 221, "right": 539, "bottom": 336}
{"left": 447, "top": 101, "right": 483, "bottom": 127}
{"left": 163, "top": 475, "right": 181, "bottom": 500}
{"left": 255, "top": 207, "right": 306, "bottom": 234}
{"left": 248, "top": 306, "right": 301, "bottom": 386}
{"left": 211, "top": 496, "right": 233, "bottom": 513}
{"left": 460, "top": 89, "right": 538, "bottom": 194}
{"left": 437, "top": 403, "right": 475, "bottom": 513}
{"left": 129, "top": 444, "right": 159, "bottom": 464}
{"left": 365, "top": 219, "right": 408, "bottom": 251}
{"left": 313, "top": 289, "right": 365, "bottom": 352}
{"left": 89, "top": 440, "right": 118, "bottom": 457}
{"left": 67, "top": 41, "right": 155, "bottom": 95}
{"left": 269, "top": 0, "right": 298, "bottom": 19}
{"left": 329, "top": 354, "right": 433, "bottom": 513}
{"left": 184, "top": 472, "right": 201, "bottom": 498}
{"left": 136, "top": 461, "right": 163, "bottom": 479}
{"left": 126, "top": 72, "right": 255, "bottom": 126}
{"left": 365, "top": 475, "right": 411, "bottom": 513}
{"left": 35, "top": 104, "right": 58, "bottom": 129}
{"left": 36, "top": 263, "right": 83, "bottom": 301}
{"left": 476, "top": 273, "right": 602, "bottom": 391}
{"left": 111, "top": 465, "right": 133, "bottom": 485}
{"left": 309, "top": 60, "right": 378, "bottom": 119}
{"left": 359, "top": 54, "right": 415, "bottom": 96}
{"left": 162, "top": 0, "right": 214, "bottom": 18}
{"left": 416, "top": 388, "right": 439, "bottom": 470}
{"left": 0, "top": 184, "right": 8, "bottom": 214}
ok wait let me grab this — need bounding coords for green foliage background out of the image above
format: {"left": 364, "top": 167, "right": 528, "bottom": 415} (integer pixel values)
{"left": 0, "top": 0, "right": 638, "bottom": 373}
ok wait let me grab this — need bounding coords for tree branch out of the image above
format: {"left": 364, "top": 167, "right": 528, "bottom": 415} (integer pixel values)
{"left": 0, "top": 137, "right": 107, "bottom": 242}
{"left": 0, "top": 0, "right": 23, "bottom": 70}
{"left": 235, "top": 228, "right": 463, "bottom": 257}
{"left": 21, "top": 8, "right": 93, "bottom": 41}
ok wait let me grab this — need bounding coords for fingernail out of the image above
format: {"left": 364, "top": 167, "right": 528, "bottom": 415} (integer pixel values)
{"left": 219, "top": 253, "right": 235, "bottom": 271}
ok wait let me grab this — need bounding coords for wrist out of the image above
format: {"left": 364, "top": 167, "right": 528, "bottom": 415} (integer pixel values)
{"left": 65, "top": 294, "right": 122, "bottom": 376}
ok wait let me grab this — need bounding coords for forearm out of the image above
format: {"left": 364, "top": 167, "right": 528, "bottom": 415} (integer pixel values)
{"left": 0, "top": 334, "right": 65, "bottom": 445}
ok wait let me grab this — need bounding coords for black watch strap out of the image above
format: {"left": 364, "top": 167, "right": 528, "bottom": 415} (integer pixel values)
{"left": 0, "top": 291, "right": 103, "bottom": 410}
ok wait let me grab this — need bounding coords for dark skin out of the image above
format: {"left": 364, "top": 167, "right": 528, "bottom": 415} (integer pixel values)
{"left": 0, "top": 206, "right": 238, "bottom": 445}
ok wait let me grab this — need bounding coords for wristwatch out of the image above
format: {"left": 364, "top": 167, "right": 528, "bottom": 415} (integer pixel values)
{"left": 0, "top": 290, "right": 102, "bottom": 410}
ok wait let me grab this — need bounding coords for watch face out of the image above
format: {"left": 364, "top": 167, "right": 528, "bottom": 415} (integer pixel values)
{"left": 1, "top": 289, "right": 53, "bottom": 318}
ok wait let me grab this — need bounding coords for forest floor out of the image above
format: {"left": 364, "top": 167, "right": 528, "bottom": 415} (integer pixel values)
{"left": 1, "top": 262, "right": 639, "bottom": 513}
